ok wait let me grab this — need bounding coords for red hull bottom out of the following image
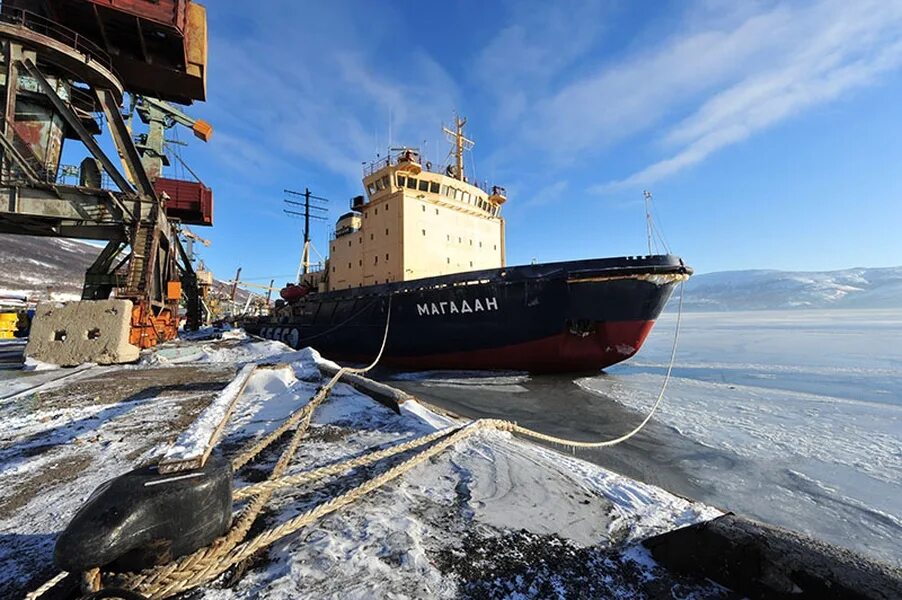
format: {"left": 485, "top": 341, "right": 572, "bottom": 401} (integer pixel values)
{"left": 378, "top": 320, "right": 656, "bottom": 373}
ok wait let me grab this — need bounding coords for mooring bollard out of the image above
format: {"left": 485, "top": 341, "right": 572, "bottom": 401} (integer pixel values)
{"left": 55, "top": 453, "right": 232, "bottom": 573}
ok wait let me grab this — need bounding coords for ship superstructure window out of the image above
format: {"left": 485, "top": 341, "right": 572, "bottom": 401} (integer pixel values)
{"left": 422, "top": 229, "right": 426, "bottom": 236}
{"left": 421, "top": 204, "right": 426, "bottom": 212}
{"left": 407, "top": 178, "right": 417, "bottom": 189}
{"left": 463, "top": 191, "right": 471, "bottom": 204}
{"left": 381, "top": 175, "right": 390, "bottom": 189}
{"left": 367, "top": 183, "right": 376, "bottom": 196}
{"left": 418, "top": 179, "right": 429, "bottom": 192}
{"left": 374, "top": 178, "right": 384, "bottom": 191}
{"left": 430, "top": 182, "right": 440, "bottom": 193}
{"left": 397, "top": 175, "right": 406, "bottom": 187}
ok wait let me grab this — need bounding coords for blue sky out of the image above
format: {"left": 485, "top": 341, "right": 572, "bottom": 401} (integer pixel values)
{"left": 160, "top": 0, "right": 902, "bottom": 282}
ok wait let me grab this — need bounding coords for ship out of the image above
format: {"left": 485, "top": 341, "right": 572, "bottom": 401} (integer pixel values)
{"left": 243, "top": 117, "right": 691, "bottom": 373}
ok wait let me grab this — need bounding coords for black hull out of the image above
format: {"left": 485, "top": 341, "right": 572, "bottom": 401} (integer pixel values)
{"left": 244, "top": 255, "right": 690, "bottom": 373}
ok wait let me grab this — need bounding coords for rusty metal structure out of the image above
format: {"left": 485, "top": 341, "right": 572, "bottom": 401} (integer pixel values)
{"left": 0, "top": 0, "right": 211, "bottom": 348}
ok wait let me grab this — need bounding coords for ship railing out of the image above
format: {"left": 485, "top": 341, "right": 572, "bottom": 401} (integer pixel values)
{"left": 0, "top": 7, "right": 114, "bottom": 73}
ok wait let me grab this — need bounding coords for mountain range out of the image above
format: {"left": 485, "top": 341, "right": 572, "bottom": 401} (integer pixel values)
{"left": 673, "top": 266, "right": 902, "bottom": 311}
{"left": 0, "top": 234, "right": 252, "bottom": 304}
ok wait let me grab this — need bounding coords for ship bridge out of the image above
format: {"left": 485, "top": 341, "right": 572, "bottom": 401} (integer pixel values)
{"left": 327, "top": 118, "right": 507, "bottom": 291}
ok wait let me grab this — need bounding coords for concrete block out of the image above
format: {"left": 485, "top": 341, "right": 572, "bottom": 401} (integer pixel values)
{"left": 26, "top": 300, "right": 140, "bottom": 366}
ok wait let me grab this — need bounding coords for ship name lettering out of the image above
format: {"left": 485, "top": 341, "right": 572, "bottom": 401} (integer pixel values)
{"left": 416, "top": 297, "right": 500, "bottom": 317}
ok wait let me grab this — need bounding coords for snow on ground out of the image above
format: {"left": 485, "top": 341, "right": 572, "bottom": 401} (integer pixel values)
{"left": 590, "top": 308, "right": 902, "bottom": 566}
{"left": 0, "top": 335, "right": 727, "bottom": 599}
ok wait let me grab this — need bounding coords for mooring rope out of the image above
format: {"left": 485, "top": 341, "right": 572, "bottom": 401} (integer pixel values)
{"left": 27, "top": 284, "right": 685, "bottom": 599}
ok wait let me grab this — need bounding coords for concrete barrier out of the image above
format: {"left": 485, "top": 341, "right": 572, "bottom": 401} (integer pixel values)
{"left": 26, "top": 299, "right": 140, "bottom": 366}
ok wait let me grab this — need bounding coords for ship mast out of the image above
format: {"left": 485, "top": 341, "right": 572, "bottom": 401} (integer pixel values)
{"left": 443, "top": 116, "right": 474, "bottom": 181}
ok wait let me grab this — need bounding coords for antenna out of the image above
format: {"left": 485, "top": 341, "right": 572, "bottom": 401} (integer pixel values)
{"left": 284, "top": 187, "right": 329, "bottom": 280}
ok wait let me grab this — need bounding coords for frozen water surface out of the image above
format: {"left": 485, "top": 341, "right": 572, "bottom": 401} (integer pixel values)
{"left": 585, "top": 309, "right": 902, "bottom": 565}
{"left": 390, "top": 309, "right": 901, "bottom": 566}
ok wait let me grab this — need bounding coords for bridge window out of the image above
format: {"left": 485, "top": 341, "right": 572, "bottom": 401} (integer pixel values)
{"left": 406, "top": 177, "right": 417, "bottom": 189}
{"left": 430, "top": 182, "right": 440, "bottom": 193}
{"left": 462, "top": 191, "right": 471, "bottom": 204}
{"left": 440, "top": 184, "right": 447, "bottom": 196}
{"left": 381, "top": 175, "right": 390, "bottom": 189}
{"left": 374, "top": 179, "right": 384, "bottom": 191}
{"left": 397, "top": 175, "right": 406, "bottom": 187}
{"left": 367, "top": 183, "right": 376, "bottom": 196}
{"left": 418, "top": 179, "right": 429, "bottom": 192}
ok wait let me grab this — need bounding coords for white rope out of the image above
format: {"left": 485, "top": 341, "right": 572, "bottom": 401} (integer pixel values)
{"left": 512, "top": 280, "right": 684, "bottom": 448}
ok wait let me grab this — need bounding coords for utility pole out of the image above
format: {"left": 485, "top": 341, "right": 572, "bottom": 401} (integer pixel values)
{"left": 284, "top": 188, "right": 329, "bottom": 280}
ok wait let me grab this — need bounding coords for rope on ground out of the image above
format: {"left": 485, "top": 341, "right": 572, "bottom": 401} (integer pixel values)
{"left": 118, "top": 285, "right": 684, "bottom": 598}
{"left": 23, "top": 570, "right": 68, "bottom": 600}
{"left": 109, "top": 296, "right": 395, "bottom": 599}
{"left": 26, "top": 284, "right": 685, "bottom": 599}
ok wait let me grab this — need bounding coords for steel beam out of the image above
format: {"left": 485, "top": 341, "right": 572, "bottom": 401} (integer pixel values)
{"left": 19, "top": 58, "right": 135, "bottom": 195}
{"left": 96, "top": 88, "right": 156, "bottom": 198}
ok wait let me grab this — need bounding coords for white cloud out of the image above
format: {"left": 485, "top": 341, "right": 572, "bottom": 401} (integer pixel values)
{"left": 471, "top": 1, "right": 902, "bottom": 192}
{"left": 594, "top": 0, "right": 902, "bottom": 190}
{"left": 203, "top": 3, "right": 459, "bottom": 188}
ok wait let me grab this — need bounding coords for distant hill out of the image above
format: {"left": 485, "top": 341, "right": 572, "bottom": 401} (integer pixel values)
{"left": 0, "top": 234, "right": 99, "bottom": 301}
{"left": 0, "top": 233, "right": 253, "bottom": 304}
{"left": 673, "top": 267, "right": 902, "bottom": 311}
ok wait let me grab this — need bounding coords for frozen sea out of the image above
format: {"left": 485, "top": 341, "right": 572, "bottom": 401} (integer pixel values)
{"left": 387, "top": 309, "right": 902, "bottom": 566}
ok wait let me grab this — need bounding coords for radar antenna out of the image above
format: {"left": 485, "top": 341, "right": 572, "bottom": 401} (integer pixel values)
{"left": 443, "top": 116, "right": 474, "bottom": 182}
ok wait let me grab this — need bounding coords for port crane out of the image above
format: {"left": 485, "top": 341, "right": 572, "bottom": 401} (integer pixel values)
{"left": 0, "top": 0, "right": 213, "bottom": 359}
